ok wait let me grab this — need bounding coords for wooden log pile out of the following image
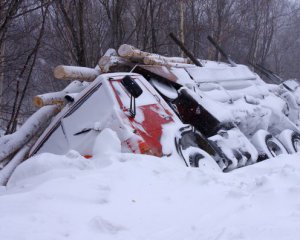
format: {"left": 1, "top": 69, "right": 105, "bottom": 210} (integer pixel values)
{"left": 118, "top": 44, "right": 195, "bottom": 67}
{"left": 53, "top": 44, "right": 198, "bottom": 81}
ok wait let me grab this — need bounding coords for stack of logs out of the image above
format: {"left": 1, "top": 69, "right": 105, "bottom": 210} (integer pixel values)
{"left": 35, "top": 44, "right": 197, "bottom": 108}
{"left": 0, "top": 44, "right": 197, "bottom": 185}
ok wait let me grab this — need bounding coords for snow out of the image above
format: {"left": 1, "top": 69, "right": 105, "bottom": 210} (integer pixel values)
{"left": 92, "top": 128, "right": 121, "bottom": 164}
{"left": 185, "top": 64, "right": 257, "bottom": 83}
{"left": 1, "top": 145, "right": 300, "bottom": 240}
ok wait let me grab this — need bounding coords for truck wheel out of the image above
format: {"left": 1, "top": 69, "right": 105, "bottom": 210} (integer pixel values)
{"left": 277, "top": 129, "right": 300, "bottom": 154}
{"left": 188, "top": 149, "right": 221, "bottom": 172}
{"left": 251, "top": 130, "right": 288, "bottom": 160}
{"left": 175, "top": 125, "right": 217, "bottom": 166}
{"left": 175, "top": 126, "right": 221, "bottom": 171}
{"left": 292, "top": 134, "right": 300, "bottom": 152}
{"left": 189, "top": 152, "right": 204, "bottom": 167}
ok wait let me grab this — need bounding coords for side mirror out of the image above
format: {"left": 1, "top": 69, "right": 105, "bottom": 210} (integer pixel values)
{"left": 121, "top": 75, "right": 143, "bottom": 118}
{"left": 121, "top": 75, "right": 143, "bottom": 98}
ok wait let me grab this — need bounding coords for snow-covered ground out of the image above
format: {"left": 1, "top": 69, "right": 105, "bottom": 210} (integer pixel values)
{"left": 1, "top": 149, "right": 300, "bottom": 240}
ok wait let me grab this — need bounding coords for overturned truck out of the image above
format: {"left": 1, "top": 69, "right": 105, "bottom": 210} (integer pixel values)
{"left": 1, "top": 36, "right": 300, "bottom": 183}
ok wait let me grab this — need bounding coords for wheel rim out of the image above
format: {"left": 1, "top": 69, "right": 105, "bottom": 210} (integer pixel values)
{"left": 266, "top": 138, "right": 283, "bottom": 156}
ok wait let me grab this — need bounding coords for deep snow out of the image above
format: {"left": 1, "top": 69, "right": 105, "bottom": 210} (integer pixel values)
{"left": 1, "top": 149, "right": 300, "bottom": 240}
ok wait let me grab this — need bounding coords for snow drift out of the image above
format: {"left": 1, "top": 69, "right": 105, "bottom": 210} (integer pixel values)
{"left": 1, "top": 148, "right": 300, "bottom": 240}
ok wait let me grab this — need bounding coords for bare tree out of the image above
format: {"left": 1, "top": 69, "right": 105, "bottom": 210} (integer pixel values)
{"left": 6, "top": 2, "right": 50, "bottom": 134}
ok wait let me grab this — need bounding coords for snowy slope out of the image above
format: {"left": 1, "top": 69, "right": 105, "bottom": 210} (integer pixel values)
{"left": 1, "top": 150, "right": 300, "bottom": 240}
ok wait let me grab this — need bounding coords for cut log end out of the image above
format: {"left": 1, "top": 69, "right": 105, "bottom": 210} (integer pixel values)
{"left": 118, "top": 44, "right": 133, "bottom": 57}
{"left": 33, "top": 96, "right": 64, "bottom": 108}
{"left": 53, "top": 65, "right": 66, "bottom": 79}
{"left": 33, "top": 96, "right": 44, "bottom": 107}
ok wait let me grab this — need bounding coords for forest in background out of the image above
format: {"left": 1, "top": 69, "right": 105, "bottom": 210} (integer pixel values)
{"left": 0, "top": 0, "right": 300, "bottom": 134}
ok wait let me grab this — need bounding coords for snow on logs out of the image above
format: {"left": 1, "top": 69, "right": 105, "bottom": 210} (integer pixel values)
{"left": 97, "top": 48, "right": 132, "bottom": 73}
{"left": 34, "top": 80, "right": 89, "bottom": 107}
{"left": 54, "top": 65, "right": 101, "bottom": 81}
{"left": 0, "top": 105, "right": 60, "bottom": 163}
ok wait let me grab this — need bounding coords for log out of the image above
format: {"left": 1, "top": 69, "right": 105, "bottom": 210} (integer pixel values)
{"left": 98, "top": 56, "right": 131, "bottom": 73}
{"left": 0, "top": 105, "right": 60, "bottom": 162}
{"left": 118, "top": 44, "right": 151, "bottom": 59}
{"left": 143, "top": 56, "right": 194, "bottom": 68}
{"left": 144, "top": 55, "right": 192, "bottom": 65}
{"left": 54, "top": 65, "right": 100, "bottom": 81}
{"left": 102, "top": 48, "right": 118, "bottom": 58}
{"left": 34, "top": 92, "right": 65, "bottom": 107}
{"left": 0, "top": 144, "right": 31, "bottom": 185}
{"left": 98, "top": 48, "right": 132, "bottom": 72}
{"left": 118, "top": 44, "right": 195, "bottom": 67}
{"left": 33, "top": 80, "right": 89, "bottom": 107}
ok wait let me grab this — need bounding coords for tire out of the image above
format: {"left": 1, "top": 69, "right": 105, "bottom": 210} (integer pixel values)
{"left": 175, "top": 126, "right": 221, "bottom": 171}
{"left": 277, "top": 129, "right": 300, "bottom": 154}
{"left": 187, "top": 148, "right": 221, "bottom": 172}
{"left": 292, "top": 133, "right": 300, "bottom": 152}
{"left": 189, "top": 152, "right": 204, "bottom": 167}
{"left": 251, "top": 130, "right": 288, "bottom": 160}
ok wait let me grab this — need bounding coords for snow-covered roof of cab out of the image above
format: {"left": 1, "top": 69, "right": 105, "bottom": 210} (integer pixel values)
{"left": 138, "top": 61, "right": 259, "bottom": 88}
{"left": 184, "top": 63, "right": 257, "bottom": 83}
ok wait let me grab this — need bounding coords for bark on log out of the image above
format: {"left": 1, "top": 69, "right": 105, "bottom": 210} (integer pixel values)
{"left": 34, "top": 92, "right": 65, "bottom": 107}
{"left": 54, "top": 65, "right": 100, "bottom": 81}
{"left": 34, "top": 80, "right": 89, "bottom": 107}
{"left": 143, "top": 56, "right": 194, "bottom": 67}
{"left": 0, "top": 105, "right": 60, "bottom": 162}
{"left": 144, "top": 55, "right": 192, "bottom": 65}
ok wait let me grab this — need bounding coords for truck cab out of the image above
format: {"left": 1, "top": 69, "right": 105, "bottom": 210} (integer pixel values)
{"left": 29, "top": 73, "right": 219, "bottom": 168}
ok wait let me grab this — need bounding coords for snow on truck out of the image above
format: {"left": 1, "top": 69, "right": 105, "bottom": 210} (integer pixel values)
{"left": 1, "top": 34, "right": 300, "bottom": 183}
{"left": 29, "top": 72, "right": 219, "bottom": 168}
